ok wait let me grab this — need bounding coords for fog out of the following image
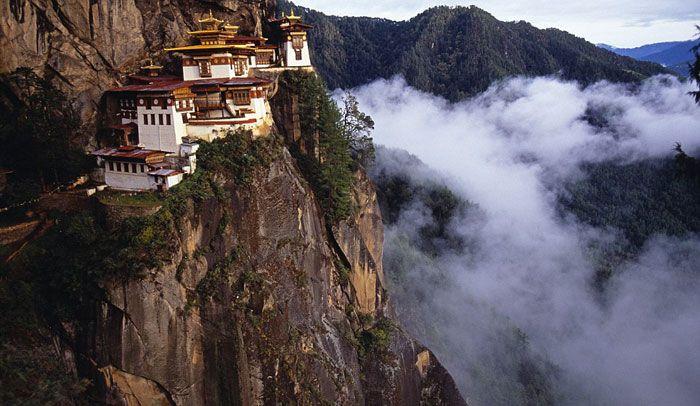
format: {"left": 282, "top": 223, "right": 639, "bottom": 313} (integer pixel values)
{"left": 344, "top": 76, "right": 700, "bottom": 405}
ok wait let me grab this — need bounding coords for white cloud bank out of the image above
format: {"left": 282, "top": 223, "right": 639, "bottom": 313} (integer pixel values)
{"left": 347, "top": 75, "right": 700, "bottom": 405}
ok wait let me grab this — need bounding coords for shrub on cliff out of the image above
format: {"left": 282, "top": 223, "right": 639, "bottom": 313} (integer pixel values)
{"left": 278, "top": 71, "right": 356, "bottom": 223}
{"left": 0, "top": 68, "right": 90, "bottom": 202}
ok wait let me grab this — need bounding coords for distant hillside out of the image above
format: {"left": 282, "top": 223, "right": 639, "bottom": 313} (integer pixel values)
{"left": 278, "top": 1, "right": 669, "bottom": 101}
{"left": 599, "top": 40, "right": 698, "bottom": 76}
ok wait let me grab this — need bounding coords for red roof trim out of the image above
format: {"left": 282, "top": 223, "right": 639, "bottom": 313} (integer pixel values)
{"left": 92, "top": 147, "right": 168, "bottom": 162}
{"left": 107, "top": 76, "right": 272, "bottom": 93}
{"left": 187, "top": 118, "right": 257, "bottom": 125}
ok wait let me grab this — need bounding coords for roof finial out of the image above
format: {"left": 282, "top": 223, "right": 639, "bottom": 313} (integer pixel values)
{"left": 209, "top": 9, "right": 213, "bottom": 19}
{"left": 289, "top": 8, "right": 295, "bottom": 17}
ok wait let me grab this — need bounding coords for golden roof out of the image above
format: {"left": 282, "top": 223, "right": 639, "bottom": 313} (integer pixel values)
{"left": 186, "top": 29, "right": 237, "bottom": 37}
{"left": 199, "top": 10, "right": 223, "bottom": 25}
{"left": 141, "top": 59, "right": 162, "bottom": 70}
{"left": 165, "top": 44, "right": 255, "bottom": 52}
{"left": 287, "top": 9, "right": 301, "bottom": 21}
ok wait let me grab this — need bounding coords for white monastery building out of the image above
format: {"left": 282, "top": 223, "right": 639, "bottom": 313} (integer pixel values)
{"left": 94, "top": 10, "right": 313, "bottom": 191}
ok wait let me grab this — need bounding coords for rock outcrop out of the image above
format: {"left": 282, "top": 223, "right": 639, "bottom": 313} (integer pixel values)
{"left": 1, "top": 1, "right": 466, "bottom": 403}
{"left": 75, "top": 148, "right": 464, "bottom": 404}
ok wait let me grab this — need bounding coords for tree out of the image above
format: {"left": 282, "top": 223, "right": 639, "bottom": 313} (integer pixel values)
{"left": 690, "top": 26, "right": 700, "bottom": 104}
{"left": 0, "top": 68, "right": 87, "bottom": 194}
{"left": 280, "top": 71, "right": 355, "bottom": 223}
{"left": 339, "top": 92, "right": 375, "bottom": 167}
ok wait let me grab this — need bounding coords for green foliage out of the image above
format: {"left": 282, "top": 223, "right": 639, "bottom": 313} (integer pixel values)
{"left": 560, "top": 157, "right": 700, "bottom": 250}
{"left": 278, "top": 2, "right": 669, "bottom": 102}
{"left": 339, "top": 92, "right": 375, "bottom": 167}
{"left": 336, "top": 262, "right": 350, "bottom": 285}
{"left": 197, "top": 129, "right": 281, "bottom": 184}
{"left": 689, "top": 26, "right": 700, "bottom": 103}
{"left": 373, "top": 169, "right": 478, "bottom": 256}
{"left": 97, "top": 190, "right": 163, "bottom": 208}
{"left": 560, "top": 153, "right": 700, "bottom": 286}
{"left": 674, "top": 143, "right": 700, "bottom": 180}
{"left": 14, "top": 130, "right": 279, "bottom": 322}
{"left": 357, "top": 317, "right": 394, "bottom": 359}
{"left": 279, "top": 71, "right": 355, "bottom": 223}
{"left": 196, "top": 251, "right": 239, "bottom": 300}
{"left": 17, "top": 212, "right": 172, "bottom": 321}
{"left": 0, "top": 68, "right": 90, "bottom": 203}
{"left": 0, "top": 280, "right": 89, "bottom": 404}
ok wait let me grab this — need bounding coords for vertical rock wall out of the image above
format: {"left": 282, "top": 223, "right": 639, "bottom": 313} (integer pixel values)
{"left": 80, "top": 148, "right": 465, "bottom": 404}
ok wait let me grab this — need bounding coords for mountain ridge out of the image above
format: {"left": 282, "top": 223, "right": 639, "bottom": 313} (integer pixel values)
{"left": 280, "top": 1, "right": 670, "bottom": 101}
{"left": 599, "top": 39, "right": 698, "bottom": 75}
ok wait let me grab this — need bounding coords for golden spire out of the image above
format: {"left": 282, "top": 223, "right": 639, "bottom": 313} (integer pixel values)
{"left": 198, "top": 9, "right": 223, "bottom": 25}
{"left": 141, "top": 59, "right": 163, "bottom": 77}
{"left": 287, "top": 8, "right": 301, "bottom": 20}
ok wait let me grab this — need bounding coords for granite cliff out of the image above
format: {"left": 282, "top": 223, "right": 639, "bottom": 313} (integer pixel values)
{"left": 0, "top": 1, "right": 465, "bottom": 404}
{"left": 74, "top": 145, "right": 464, "bottom": 404}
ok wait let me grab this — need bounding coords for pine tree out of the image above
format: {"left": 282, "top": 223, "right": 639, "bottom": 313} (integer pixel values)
{"left": 689, "top": 26, "right": 700, "bottom": 104}
{"left": 339, "top": 92, "right": 375, "bottom": 167}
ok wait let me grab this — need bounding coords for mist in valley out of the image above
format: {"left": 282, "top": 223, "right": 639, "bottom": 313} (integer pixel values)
{"left": 341, "top": 75, "right": 700, "bottom": 405}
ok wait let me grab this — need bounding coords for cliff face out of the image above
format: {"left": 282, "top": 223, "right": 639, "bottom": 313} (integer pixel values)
{"left": 78, "top": 148, "right": 465, "bottom": 404}
{"left": 0, "top": 0, "right": 275, "bottom": 138}
{"left": 1, "top": 1, "right": 466, "bottom": 403}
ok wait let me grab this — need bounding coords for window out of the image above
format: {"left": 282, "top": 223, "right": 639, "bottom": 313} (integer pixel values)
{"left": 130, "top": 163, "right": 136, "bottom": 173}
{"left": 198, "top": 60, "right": 211, "bottom": 77}
{"left": 233, "top": 59, "right": 246, "bottom": 76}
{"left": 232, "top": 90, "right": 250, "bottom": 106}
{"left": 143, "top": 114, "right": 148, "bottom": 125}
{"left": 257, "top": 52, "right": 272, "bottom": 65}
{"left": 182, "top": 113, "right": 189, "bottom": 123}
{"left": 166, "top": 114, "right": 171, "bottom": 125}
{"left": 151, "top": 114, "right": 156, "bottom": 125}
{"left": 116, "top": 162, "right": 121, "bottom": 172}
{"left": 108, "top": 162, "right": 114, "bottom": 171}
{"left": 158, "top": 114, "right": 163, "bottom": 125}
{"left": 292, "top": 36, "right": 304, "bottom": 60}
{"left": 140, "top": 164, "right": 145, "bottom": 173}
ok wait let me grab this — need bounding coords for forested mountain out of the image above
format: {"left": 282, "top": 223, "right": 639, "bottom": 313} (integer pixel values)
{"left": 278, "top": 1, "right": 669, "bottom": 100}
{"left": 599, "top": 40, "right": 699, "bottom": 76}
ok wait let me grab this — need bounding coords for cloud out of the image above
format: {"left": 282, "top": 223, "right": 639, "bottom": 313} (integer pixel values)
{"left": 347, "top": 75, "right": 700, "bottom": 404}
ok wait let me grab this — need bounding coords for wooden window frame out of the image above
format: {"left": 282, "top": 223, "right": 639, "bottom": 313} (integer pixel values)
{"left": 231, "top": 89, "right": 251, "bottom": 106}
{"left": 198, "top": 60, "right": 212, "bottom": 77}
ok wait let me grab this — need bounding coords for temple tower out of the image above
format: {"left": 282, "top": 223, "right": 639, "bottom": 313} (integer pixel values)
{"left": 276, "top": 10, "right": 312, "bottom": 67}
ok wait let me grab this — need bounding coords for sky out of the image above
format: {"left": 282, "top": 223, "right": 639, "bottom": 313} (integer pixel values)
{"left": 292, "top": 0, "right": 700, "bottom": 48}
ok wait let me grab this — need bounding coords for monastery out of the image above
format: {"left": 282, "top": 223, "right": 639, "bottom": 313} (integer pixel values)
{"left": 93, "top": 10, "right": 312, "bottom": 191}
